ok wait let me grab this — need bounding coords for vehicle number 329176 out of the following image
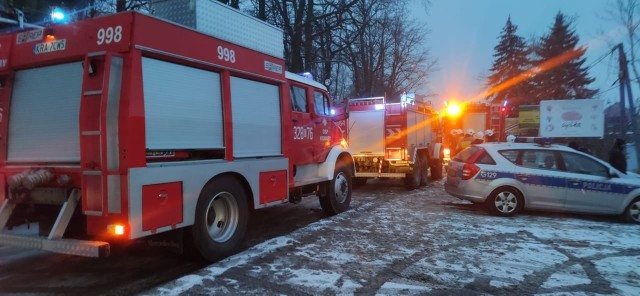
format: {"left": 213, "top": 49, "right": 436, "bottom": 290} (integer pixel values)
{"left": 293, "top": 126, "right": 313, "bottom": 140}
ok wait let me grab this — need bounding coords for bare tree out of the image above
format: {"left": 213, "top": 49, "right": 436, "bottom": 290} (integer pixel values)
{"left": 341, "top": 0, "right": 434, "bottom": 100}
{"left": 608, "top": 0, "right": 640, "bottom": 96}
{"left": 85, "top": 0, "right": 150, "bottom": 16}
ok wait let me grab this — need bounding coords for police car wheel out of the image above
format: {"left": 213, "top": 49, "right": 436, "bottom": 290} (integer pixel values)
{"left": 190, "top": 176, "right": 249, "bottom": 262}
{"left": 624, "top": 197, "right": 640, "bottom": 224}
{"left": 487, "top": 187, "right": 523, "bottom": 217}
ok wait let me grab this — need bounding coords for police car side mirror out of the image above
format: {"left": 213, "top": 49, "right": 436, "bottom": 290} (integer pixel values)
{"left": 608, "top": 170, "right": 619, "bottom": 179}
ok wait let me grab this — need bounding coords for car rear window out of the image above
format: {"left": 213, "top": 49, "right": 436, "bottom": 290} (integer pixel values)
{"left": 498, "top": 150, "right": 519, "bottom": 164}
{"left": 475, "top": 152, "right": 496, "bottom": 165}
{"left": 452, "top": 146, "right": 483, "bottom": 162}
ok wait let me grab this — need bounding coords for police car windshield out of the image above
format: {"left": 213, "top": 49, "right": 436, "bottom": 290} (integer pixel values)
{"left": 453, "top": 146, "right": 483, "bottom": 163}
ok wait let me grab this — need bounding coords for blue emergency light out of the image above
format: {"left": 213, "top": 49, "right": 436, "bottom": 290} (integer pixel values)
{"left": 51, "top": 7, "right": 66, "bottom": 23}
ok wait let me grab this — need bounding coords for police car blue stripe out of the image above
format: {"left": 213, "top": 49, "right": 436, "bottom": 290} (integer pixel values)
{"left": 475, "top": 170, "right": 640, "bottom": 195}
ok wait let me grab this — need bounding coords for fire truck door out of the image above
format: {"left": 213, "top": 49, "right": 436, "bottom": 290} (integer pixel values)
{"left": 289, "top": 85, "right": 315, "bottom": 164}
{"left": 312, "top": 90, "right": 332, "bottom": 162}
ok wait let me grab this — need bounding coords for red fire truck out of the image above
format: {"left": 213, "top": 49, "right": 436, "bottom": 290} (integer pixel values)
{"left": 442, "top": 101, "right": 503, "bottom": 158}
{"left": 0, "top": 1, "right": 353, "bottom": 262}
{"left": 347, "top": 96, "right": 444, "bottom": 189}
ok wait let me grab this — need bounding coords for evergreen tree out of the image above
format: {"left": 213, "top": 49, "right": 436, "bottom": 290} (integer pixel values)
{"left": 486, "top": 17, "right": 532, "bottom": 107}
{"left": 531, "top": 12, "right": 598, "bottom": 102}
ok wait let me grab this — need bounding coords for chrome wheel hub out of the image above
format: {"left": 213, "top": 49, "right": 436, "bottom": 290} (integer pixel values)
{"left": 334, "top": 172, "right": 349, "bottom": 204}
{"left": 205, "top": 192, "right": 239, "bottom": 243}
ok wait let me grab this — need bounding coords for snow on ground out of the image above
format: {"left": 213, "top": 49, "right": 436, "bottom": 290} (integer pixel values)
{"left": 146, "top": 182, "right": 640, "bottom": 295}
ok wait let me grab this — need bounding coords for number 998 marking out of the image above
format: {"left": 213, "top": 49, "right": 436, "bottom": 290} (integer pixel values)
{"left": 217, "top": 46, "right": 236, "bottom": 63}
{"left": 97, "top": 26, "right": 123, "bottom": 45}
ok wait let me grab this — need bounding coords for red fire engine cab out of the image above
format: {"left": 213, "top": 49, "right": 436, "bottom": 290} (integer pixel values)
{"left": 0, "top": 1, "right": 353, "bottom": 262}
{"left": 348, "top": 96, "right": 443, "bottom": 189}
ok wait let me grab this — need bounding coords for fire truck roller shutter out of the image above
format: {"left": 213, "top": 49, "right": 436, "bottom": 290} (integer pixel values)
{"left": 417, "top": 112, "right": 427, "bottom": 147}
{"left": 142, "top": 57, "right": 224, "bottom": 149}
{"left": 8, "top": 62, "right": 83, "bottom": 162}
{"left": 407, "top": 111, "right": 418, "bottom": 152}
{"left": 349, "top": 110, "right": 384, "bottom": 154}
{"left": 230, "top": 77, "right": 281, "bottom": 157}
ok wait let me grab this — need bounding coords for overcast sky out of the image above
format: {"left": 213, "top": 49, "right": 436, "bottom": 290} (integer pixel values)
{"left": 410, "top": 0, "right": 625, "bottom": 109}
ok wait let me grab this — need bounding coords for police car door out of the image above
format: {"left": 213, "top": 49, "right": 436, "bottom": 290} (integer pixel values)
{"left": 559, "top": 152, "right": 621, "bottom": 213}
{"left": 514, "top": 150, "right": 567, "bottom": 209}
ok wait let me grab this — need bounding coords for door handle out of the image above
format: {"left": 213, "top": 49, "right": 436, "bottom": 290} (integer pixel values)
{"left": 569, "top": 179, "right": 581, "bottom": 186}
{"left": 516, "top": 174, "right": 528, "bottom": 181}
{"left": 292, "top": 119, "right": 299, "bottom": 122}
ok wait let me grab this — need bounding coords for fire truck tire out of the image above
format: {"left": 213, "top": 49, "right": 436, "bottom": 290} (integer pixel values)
{"left": 430, "top": 158, "right": 444, "bottom": 180}
{"left": 320, "top": 163, "right": 352, "bottom": 215}
{"left": 419, "top": 157, "right": 429, "bottom": 186}
{"left": 189, "top": 176, "right": 249, "bottom": 262}
{"left": 404, "top": 160, "right": 421, "bottom": 190}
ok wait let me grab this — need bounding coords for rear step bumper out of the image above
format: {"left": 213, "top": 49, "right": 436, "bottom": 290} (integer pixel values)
{"left": 0, "top": 233, "right": 110, "bottom": 257}
{"left": 1, "top": 188, "right": 110, "bottom": 258}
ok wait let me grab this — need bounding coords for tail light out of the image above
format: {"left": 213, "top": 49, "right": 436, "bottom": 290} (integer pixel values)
{"left": 107, "top": 224, "right": 126, "bottom": 236}
{"left": 461, "top": 163, "right": 480, "bottom": 180}
{"left": 460, "top": 148, "right": 485, "bottom": 180}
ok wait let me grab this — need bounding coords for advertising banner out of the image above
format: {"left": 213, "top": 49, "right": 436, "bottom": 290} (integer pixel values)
{"left": 539, "top": 99, "right": 604, "bottom": 137}
{"left": 518, "top": 105, "right": 540, "bottom": 128}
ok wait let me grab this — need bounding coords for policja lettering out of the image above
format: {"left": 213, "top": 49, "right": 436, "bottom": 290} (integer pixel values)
{"left": 582, "top": 182, "right": 611, "bottom": 191}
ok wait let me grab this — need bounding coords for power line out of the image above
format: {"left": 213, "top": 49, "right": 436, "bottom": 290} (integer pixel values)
{"left": 585, "top": 48, "right": 615, "bottom": 72}
{"left": 594, "top": 84, "right": 619, "bottom": 97}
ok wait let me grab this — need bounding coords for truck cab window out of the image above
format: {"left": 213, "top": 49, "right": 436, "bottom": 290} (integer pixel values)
{"left": 314, "top": 91, "right": 330, "bottom": 115}
{"left": 290, "top": 86, "right": 308, "bottom": 112}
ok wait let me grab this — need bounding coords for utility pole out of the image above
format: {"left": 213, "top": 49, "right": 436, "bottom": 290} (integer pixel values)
{"left": 617, "top": 43, "right": 640, "bottom": 170}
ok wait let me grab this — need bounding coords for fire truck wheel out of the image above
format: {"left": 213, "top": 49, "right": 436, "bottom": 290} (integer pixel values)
{"left": 320, "top": 163, "right": 352, "bottom": 215}
{"left": 404, "top": 161, "right": 421, "bottom": 190}
{"left": 430, "top": 158, "right": 444, "bottom": 180}
{"left": 190, "top": 176, "right": 248, "bottom": 262}
{"left": 419, "top": 157, "right": 429, "bottom": 186}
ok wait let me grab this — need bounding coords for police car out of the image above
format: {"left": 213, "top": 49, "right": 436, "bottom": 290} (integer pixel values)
{"left": 444, "top": 141, "right": 640, "bottom": 224}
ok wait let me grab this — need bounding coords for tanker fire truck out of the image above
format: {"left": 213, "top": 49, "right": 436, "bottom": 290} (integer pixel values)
{"left": 347, "top": 96, "right": 443, "bottom": 189}
{"left": 0, "top": 0, "right": 354, "bottom": 262}
{"left": 442, "top": 101, "right": 502, "bottom": 158}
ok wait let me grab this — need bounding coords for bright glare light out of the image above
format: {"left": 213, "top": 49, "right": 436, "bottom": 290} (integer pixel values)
{"left": 330, "top": 109, "right": 336, "bottom": 115}
{"left": 340, "top": 138, "right": 348, "bottom": 148}
{"left": 374, "top": 104, "right": 384, "bottom": 110}
{"left": 445, "top": 104, "right": 461, "bottom": 116}
{"left": 115, "top": 225, "right": 124, "bottom": 235}
{"left": 51, "top": 7, "right": 66, "bottom": 22}
{"left": 108, "top": 224, "right": 125, "bottom": 236}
